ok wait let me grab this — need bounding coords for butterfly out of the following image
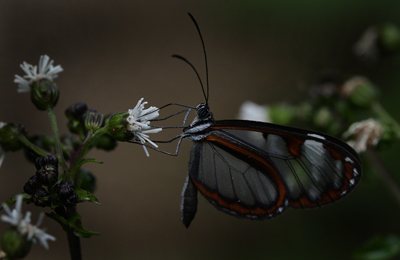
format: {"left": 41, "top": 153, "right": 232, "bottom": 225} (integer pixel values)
{"left": 151, "top": 13, "right": 362, "bottom": 228}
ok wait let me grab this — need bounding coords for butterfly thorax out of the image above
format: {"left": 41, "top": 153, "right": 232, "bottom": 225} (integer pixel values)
{"left": 183, "top": 103, "right": 215, "bottom": 141}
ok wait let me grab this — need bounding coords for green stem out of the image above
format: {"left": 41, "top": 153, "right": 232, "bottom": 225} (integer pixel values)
{"left": 18, "top": 135, "right": 50, "bottom": 157}
{"left": 68, "top": 127, "right": 108, "bottom": 179}
{"left": 372, "top": 102, "right": 400, "bottom": 139}
{"left": 47, "top": 106, "right": 67, "bottom": 172}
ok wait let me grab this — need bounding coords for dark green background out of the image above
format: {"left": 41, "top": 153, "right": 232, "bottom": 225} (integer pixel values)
{"left": 1, "top": 1, "right": 400, "bottom": 259}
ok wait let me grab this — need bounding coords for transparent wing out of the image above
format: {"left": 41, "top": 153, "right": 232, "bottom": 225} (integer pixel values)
{"left": 188, "top": 120, "right": 361, "bottom": 219}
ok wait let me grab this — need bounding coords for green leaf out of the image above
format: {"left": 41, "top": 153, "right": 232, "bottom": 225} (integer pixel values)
{"left": 46, "top": 212, "right": 100, "bottom": 238}
{"left": 354, "top": 235, "right": 400, "bottom": 260}
{"left": 79, "top": 158, "right": 103, "bottom": 167}
{"left": 0, "top": 193, "right": 31, "bottom": 211}
{"left": 75, "top": 189, "right": 100, "bottom": 204}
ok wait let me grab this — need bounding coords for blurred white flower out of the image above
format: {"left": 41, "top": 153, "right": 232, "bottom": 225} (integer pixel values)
{"left": 237, "top": 101, "right": 270, "bottom": 122}
{"left": 14, "top": 55, "right": 63, "bottom": 93}
{"left": 1, "top": 195, "right": 56, "bottom": 250}
{"left": 127, "top": 98, "right": 162, "bottom": 156}
{"left": 343, "top": 118, "right": 384, "bottom": 153}
{"left": 354, "top": 26, "right": 379, "bottom": 61}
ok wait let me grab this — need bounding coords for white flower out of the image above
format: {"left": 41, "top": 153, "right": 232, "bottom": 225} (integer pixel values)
{"left": 14, "top": 55, "right": 63, "bottom": 93}
{"left": 127, "top": 98, "right": 162, "bottom": 157}
{"left": 354, "top": 26, "right": 379, "bottom": 61}
{"left": 237, "top": 101, "right": 270, "bottom": 122}
{"left": 343, "top": 118, "right": 384, "bottom": 153}
{"left": 0, "top": 122, "right": 6, "bottom": 169}
{"left": 1, "top": 195, "right": 56, "bottom": 250}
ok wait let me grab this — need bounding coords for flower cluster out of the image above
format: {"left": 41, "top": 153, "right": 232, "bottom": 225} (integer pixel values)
{"left": 14, "top": 55, "right": 63, "bottom": 93}
{"left": 343, "top": 118, "right": 384, "bottom": 153}
{"left": 126, "top": 98, "right": 162, "bottom": 156}
{"left": 1, "top": 195, "right": 55, "bottom": 250}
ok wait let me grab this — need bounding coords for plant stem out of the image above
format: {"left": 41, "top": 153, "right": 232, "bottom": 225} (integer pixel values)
{"left": 67, "top": 228, "right": 82, "bottom": 260}
{"left": 18, "top": 134, "right": 50, "bottom": 157}
{"left": 55, "top": 206, "right": 82, "bottom": 260}
{"left": 68, "top": 127, "right": 108, "bottom": 178}
{"left": 365, "top": 150, "right": 400, "bottom": 207}
{"left": 46, "top": 106, "right": 68, "bottom": 172}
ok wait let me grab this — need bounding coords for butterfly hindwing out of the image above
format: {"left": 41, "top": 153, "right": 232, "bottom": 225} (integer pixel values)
{"left": 184, "top": 119, "right": 361, "bottom": 221}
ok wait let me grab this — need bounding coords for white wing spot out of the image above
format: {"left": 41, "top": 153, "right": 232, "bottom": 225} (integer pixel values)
{"left": 345, "top": 157, "right": 354, "bottom": 164}
{"left": 307, "top": 133, "right": 326, "bottom": 140}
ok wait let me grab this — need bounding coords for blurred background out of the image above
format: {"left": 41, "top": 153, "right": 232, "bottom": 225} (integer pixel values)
{"left": 1, "top": 1, "right": 400, "bottom": 259}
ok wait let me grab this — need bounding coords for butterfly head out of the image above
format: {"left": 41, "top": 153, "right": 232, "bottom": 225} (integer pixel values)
{"left": 196, "top": 103, "right": 213, "bottom": 121}
{"left": 186, "top": 103, "right": 214, "bottom": 129}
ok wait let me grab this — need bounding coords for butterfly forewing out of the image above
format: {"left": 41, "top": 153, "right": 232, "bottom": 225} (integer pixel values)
{"left": 186, "top": 119, "right": 361, "bottom": 220}
{"left": 188, "top": 140, "right": 288, "bottom": 220}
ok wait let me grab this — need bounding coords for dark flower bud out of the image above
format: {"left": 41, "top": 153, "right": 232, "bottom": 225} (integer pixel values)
{"left": 54, "top": 181, "right": 77, "bottom": 207}
{"left": 35, "top": 155, "right": 59, "bottom": 186}
{"left": 65, "top": 102, "right": 88, "bottom": 120}
{"left": 55, "top": 181, "right": 75, "bottom": 199}
{"left": 0, "top": 123, "right": 26, "bottom": 152}
{"left": 23, "top": 175, "right": 42, "bottom": 195}
{"left": 30, "top": 79, "right": 60, "bottom": 110}
{"left": 31, "top": 188, "right": 51, "bottom": 207}
{"left": 64, "top": 193, "right": 79, "bottom": 208}
{"left": 35, "top": 154, "right": 58, "bottom": 170}
{"left": 66, "top": 102, "right": 89, "bottom": 135}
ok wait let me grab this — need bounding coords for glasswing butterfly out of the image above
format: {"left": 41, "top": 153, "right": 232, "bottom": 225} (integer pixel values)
{"left": 143, "top": 13, "right": 362, "bottom": 228}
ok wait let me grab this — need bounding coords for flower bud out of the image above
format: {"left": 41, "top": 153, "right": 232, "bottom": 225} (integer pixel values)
{"left": 297, "top": 102, "right": 313, "bottom": 122}
{"left": 379, "top": 23, "right": 400, "bottom": 53}
{"left": 106, "top": 112, "right": 135, "bottom": 141}
{"left": 66, "top": 102, "right": 88, "bottom": 135}
{"left": 1, "top": 229, "right": 32, "bottom": 259}
{"left": 313, "top": 107, "right": 333, "bottom": 128}
{"left": 65, "top": 102, "right": 88, "bottom": 120}
{"left": 35, "top": 154, "right": 58, "bottom": 170}
{"left": 31, "top": 188, "right": 51, "bottom": 207}
{"left": 269, "top": 104, "right": 295, "bottom": 125}
{"left": 35, "top": 155, "right": 59, "bottom": 186}
{"left": 54, "top": 181, "right": 77, "bottom": 207}
{"left": 0, "top": 123, "right": 26, "bottom": 152}
{"left": 30, "top": 79, "right": 59, "bottom": 110}
{"left": 340, "top": 76, "right": 378, "bottom": 108}
{"left": 23, "top": 175, "right": 42, "bottom": 195}
{"left": 84, "top": 111, "right": 104, "bottom": 132}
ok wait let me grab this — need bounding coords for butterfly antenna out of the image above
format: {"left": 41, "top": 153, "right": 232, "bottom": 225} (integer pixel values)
{"left": 172, "top": 54, "right": 206, "bottom": 101}
{"left": 187, "top": 13, "right": 209, "bottom": 104}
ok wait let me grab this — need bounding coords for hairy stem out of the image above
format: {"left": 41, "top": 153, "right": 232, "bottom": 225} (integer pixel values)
{"left": 47, "top": 106, "right": 67, "bottom": 172}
